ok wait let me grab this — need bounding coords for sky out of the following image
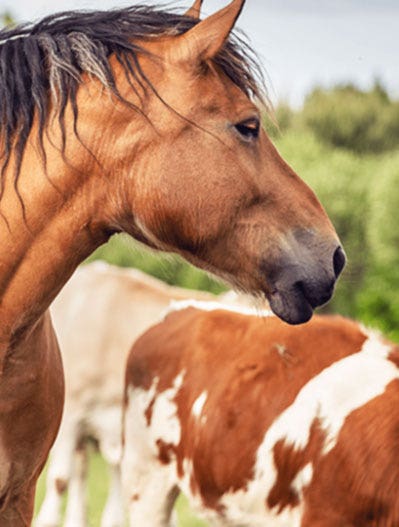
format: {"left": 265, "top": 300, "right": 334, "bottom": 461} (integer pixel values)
{"left": 1, "top": 0, "right": 398, "bottom": 106}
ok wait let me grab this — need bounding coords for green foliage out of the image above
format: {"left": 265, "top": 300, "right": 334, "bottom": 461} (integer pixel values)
{"left": 86, "top": 234, "right": 227, "bottom": 295}
{"left": 299, "top": 82, "right": 399, "bottom": 153}
{"left": 356, "top": 265, "right": 399, "bottom": 343}
{"left": 366, "top": 150, "right": 399, "bottom": 267}
{"left": 263, "top": 102, "right": 295, "bottom": 138}
{"left": 354, "top": 150, "right": 399, "bottom": 341}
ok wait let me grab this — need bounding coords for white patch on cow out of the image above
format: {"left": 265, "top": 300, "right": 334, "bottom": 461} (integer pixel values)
{"left": 217, "top": 329, "right": 398, "bottom": 526}
{"left": 192, "top": 391, "right": 207, "bottom": 419}
{"left": 166, "top": 299, "right": 273, "bottom": 319}
{"left": 219, "top": 487, "right": 303, "bottom": 527}
{"left": 122, "top": 383, "right": 180, "bottom": 527}
{"left": 149, "top": 371, "right": 185, "bottom": 448}
{"left": 266, "top": 328, "right": 396, "bottom": 455}
{"left": 124, "top": 371, "right": 184, "bottom": 460}
{"left": 133, "top": 376, "right": 159, "bottom": 427}
{"left": 292, "top": 462, "right": 313, "bottom": 498}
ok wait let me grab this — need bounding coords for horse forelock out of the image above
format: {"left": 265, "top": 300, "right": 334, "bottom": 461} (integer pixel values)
{"left": 0, "top": 4, "right": 267, "bottom": 201}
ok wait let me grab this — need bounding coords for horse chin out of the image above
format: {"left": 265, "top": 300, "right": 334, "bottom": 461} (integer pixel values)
{"left": 267, "top": 289, "right": 314, "bottom": 325}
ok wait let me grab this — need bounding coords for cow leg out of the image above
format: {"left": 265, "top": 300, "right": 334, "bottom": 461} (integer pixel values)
{"left": 64, "top": 443, "right": 88, "bottom": 527}
{"left": 35, "top": 417, "right": 80, "bottom": 527}
{"left": 122, "top": 394, "right": 179, "bottom": 527}
{"left": 122, "top": 436, "right": 179, "bottom": 527}
{"left": 92, "top": 406, "right": 125, "bottom": 527}
{"left": 124, "top": 464, "right": 179, "bottom": 527}
{"left": 100, "top": 463, "right": 125, "bottom": 527}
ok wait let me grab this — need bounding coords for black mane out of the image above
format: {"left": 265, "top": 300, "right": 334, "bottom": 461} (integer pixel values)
{"left": 0, "top": 4, "right": 266, "bottom": 194}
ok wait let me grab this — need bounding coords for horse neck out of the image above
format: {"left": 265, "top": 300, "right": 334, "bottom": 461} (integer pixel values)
{"left": 0, "top": 142, "right": 115, "bottom": 347}
{"left": 0, "top": 61, "right": 155, "bottom": 350}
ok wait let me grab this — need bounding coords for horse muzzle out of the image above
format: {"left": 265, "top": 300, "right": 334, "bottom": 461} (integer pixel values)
{"left": 261, "top": 235, "right": 346, "bottom": 324}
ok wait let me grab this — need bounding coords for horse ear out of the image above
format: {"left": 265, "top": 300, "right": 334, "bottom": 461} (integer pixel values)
{"left": 184, "top": 0, "right": 203, "bottom": 19}
{"left": 171, "top": 0, "right": 245, "bottom": 63}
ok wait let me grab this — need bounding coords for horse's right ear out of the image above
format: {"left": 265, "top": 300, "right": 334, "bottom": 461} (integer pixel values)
{"left": 171, "top": 0, "right": 245, "bottom": 64}
{"left": 184, "top": 0, "right": 203, "bottom": 19}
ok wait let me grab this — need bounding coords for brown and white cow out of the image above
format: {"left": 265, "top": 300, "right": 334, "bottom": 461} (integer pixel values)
{"left": 36, "top": 262, "right": 255, "bottom": 527}
{"left": 122, "top": 301, "right": 399, "bottom": 527}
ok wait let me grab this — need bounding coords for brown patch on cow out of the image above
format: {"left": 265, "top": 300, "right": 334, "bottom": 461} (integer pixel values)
{"left": 300, "top": 380, "right": 399, "bottom": 526}
{"left": 268, "top": 419, "right": 326, "bottom": 512}
{"left": 156, "top": 439, "right": 176, "bottom": 464}
{"left": 144, "top": 397, "right": 155, "bottom": 426}
{"left": 55, "top": 478, "right": 67, "bottom": 495}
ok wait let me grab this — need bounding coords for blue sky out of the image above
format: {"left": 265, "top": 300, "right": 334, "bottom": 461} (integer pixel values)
{"left": 1, "top": 0, "right": 398, "bottom": 106}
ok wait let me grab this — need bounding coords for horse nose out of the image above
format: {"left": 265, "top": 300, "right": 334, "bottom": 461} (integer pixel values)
{"left": 261, "top": 235, "right": 346, "bottom": 324}
{"left": 295, "top": 275, "right": 335, "bottom": 310}
{"left": 333, "top": 246, "right": 346, "bottom": 278}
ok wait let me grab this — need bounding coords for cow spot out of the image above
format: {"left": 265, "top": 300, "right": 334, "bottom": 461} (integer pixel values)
{"left": 55, "top": 478, "right": 68, "bottom": 494}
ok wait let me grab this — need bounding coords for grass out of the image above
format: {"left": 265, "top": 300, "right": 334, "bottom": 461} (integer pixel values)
{"left": 34, "top": 450, "right": 208, "bottom": 526}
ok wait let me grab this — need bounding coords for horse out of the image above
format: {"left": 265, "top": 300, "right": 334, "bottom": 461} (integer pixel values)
{"left": 123, "top": 301, "right": 399, "bottom": 527}
{"left": 0, "top": 0, "right": 344, "bottom": 523}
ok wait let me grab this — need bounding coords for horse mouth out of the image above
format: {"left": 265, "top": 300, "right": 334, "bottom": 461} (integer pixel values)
{"left": 266, "top": 280, "right": 334, "bottom": 325}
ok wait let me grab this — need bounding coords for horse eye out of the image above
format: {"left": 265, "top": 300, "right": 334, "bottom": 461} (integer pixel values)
{"left": 234, "top": 118, "right": 260, "bottom": 140}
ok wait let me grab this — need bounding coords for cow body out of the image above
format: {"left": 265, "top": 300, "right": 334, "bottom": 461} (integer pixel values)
{"left": 123, "top": 302, "right": 399, "bottom": 527}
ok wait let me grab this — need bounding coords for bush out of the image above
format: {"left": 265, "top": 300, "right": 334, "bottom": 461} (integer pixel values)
{"left": 86, "top": 234, "right": 227, "bottom": 294}
{"left": 263, "top": 102, "right": 295, "bottom": 138}
{"left": 299, "top": 83, "right": 399, "bottom": 154}
{"left": 356, "top": 265, "right": 399, "bottom": 342}
{"left": 355, "top": 150, "right": 399, "bottom": 340}
{"left": 367, "top": 150, "right": 399, "bottom": 268}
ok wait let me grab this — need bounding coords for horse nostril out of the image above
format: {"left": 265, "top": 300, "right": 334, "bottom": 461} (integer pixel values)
{"left": 333, "top": 246, "right": 346, "bottom": 278}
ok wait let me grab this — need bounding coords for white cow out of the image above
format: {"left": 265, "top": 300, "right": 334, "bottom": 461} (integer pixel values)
{"left": 35, "top": 261, "right": 222, "bottom": 527}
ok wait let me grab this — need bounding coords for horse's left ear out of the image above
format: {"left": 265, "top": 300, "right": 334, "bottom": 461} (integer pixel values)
{"left": 171, "top": 0, "right": 245, "bottom": 63}
{"left": 184, "top": 0, "right": 203, "bottom": 19}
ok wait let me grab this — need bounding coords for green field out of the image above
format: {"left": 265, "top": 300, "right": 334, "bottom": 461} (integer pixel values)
{"left": 35, "top": 451, "right": 208, "bottom": 526}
